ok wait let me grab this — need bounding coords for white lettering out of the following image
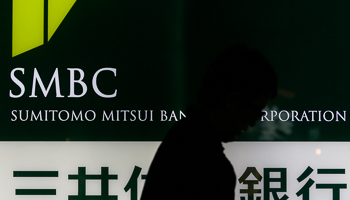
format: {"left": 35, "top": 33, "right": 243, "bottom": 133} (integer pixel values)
{"left": 92, "top": 68, "right": 117, "bottom": 98}
{"left": 9, "top": 68, "right": 25, "bottom": 98}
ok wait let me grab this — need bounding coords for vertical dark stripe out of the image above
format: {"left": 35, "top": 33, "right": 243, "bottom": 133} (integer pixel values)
{"left": 101, "top": 167, "right": 108, "bottom": 198}
{"left": 44, "top": 0, "right": 48, "bottom": 43}
{"left": 78, "top": 167, "right": 86, "bottom": 198}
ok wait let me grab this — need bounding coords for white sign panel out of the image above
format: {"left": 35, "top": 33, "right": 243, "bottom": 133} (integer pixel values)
{"left": 0, "top": 142, "right": 158, "bottom": 200}
{"left": 0, "top": 142, "right": 348, "bottom": 200}
{"left": 225, "top": 142, "right": 349, "bottom": 200}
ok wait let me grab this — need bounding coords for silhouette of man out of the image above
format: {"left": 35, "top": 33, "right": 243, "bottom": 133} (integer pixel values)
{"left": 141, "top": 45, "right": 278, "bottom": 200}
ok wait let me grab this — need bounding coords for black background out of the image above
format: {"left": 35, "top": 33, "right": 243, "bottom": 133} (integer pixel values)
{"left": 0, "top": 0, "right": 349, "bottom": 141}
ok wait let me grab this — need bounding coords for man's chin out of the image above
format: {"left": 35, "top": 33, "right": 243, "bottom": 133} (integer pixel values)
{"left": 221, "top": 131, "right": 241, "bottom": 142}
{"left": 222, "top": 139, "right": 235, "bottom": 143}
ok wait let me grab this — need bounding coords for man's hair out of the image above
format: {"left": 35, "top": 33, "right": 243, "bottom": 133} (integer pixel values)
{"left": 197, "top": 45, "right": 278, "bottom": 106}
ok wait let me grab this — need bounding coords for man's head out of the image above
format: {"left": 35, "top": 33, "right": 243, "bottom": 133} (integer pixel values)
{"left": 197, "top": 45, "right": 278, "bottom": 142}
